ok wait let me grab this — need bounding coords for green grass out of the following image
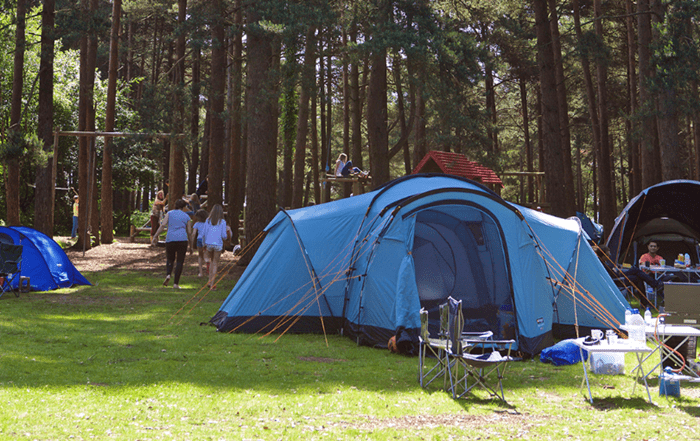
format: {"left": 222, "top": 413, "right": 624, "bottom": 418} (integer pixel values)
{"left": 1, "top": 270, "right": 700, "bottom": 440}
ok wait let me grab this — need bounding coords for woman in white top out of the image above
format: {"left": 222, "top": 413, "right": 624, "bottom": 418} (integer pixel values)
{"left": 202, "top": 204, "right": 232, "bottom": 289}
{"left": 334, "top": 153, "right": 347, "bottom": 177}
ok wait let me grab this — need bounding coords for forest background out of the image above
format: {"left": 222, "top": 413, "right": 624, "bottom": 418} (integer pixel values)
{"left": 2, "top": 0, "right": 700, "bottom": 259}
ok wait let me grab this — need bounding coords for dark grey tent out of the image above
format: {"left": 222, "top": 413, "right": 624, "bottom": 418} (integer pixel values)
{"left": 606, "top": 180, "right": 700, "bottom": 266}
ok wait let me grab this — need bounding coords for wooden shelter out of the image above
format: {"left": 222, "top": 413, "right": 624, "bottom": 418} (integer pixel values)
{"left": 412, "top": 151, "right": 503, "bottom": 190}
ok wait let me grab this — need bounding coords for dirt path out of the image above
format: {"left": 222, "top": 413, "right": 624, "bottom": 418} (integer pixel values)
{"left": 62, "top": 236, "right": 245, "bottom": 281}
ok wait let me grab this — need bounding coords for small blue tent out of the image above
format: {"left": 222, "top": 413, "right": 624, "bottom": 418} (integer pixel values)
{"left": 0, "top": 226, "right": 91, "bottom": 291}
{"left": 211, "top": 175, "right": 628, "bottom": 355}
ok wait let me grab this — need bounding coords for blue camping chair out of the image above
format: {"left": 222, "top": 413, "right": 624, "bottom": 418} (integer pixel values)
{"left": 445, "top": 297, "right": 515, "bottom": 402}
{"left": 419, "top": 303, "right": 496, "bottom": 390}
{"left": 0, "top": 242, "right": 23, "bottom": 298}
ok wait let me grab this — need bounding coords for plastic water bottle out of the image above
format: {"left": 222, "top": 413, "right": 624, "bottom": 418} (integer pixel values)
{"left": 625, "top": 308, "right": 632, "bottom": 326}
{"left": 644, "top": 307, "right": 652, "bottom": 325}
{"left": 628, "top": 310, "right": 646, "bottom": 346}
{"left": 685, "top": 253, "right": 691, "bottom": 268}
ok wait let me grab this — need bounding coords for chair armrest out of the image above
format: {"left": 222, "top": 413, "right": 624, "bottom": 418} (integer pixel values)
{"left": 461, "top": 330, "right": 493, "bottom": 340}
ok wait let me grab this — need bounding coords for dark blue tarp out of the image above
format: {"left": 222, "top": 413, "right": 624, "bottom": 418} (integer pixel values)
{"left": 576, "top": 212, "right": 603, "bottom": 244}
{"left": 540, "top": 339, "right": 587, "bottom": 366}
{"left": 0, "top": 226, "right": 91, "bottom": 291}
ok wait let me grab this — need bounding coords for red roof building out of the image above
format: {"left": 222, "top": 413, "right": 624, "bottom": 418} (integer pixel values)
{"left": 412, "top": 151, "right": 503, "bottom": 187}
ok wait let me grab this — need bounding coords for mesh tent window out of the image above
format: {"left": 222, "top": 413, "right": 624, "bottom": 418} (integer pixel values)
{"left": 412, "top": 204, "right": 515, "bottom": 340}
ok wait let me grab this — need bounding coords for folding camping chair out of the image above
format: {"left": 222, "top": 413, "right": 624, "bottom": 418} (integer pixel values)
{"left": 0, "top": 242, "right": 23, "bottom": 298}
{"left": 439, "top": 301, "right": 494, "bottom": 343}
{"left": 445, "top": 297, "right": 515, "bottom": 402}
{"left": 418, "top": 308, "right": 449, "bottom": 388}
{"left": 420, "top": 301, "right": 497, "bottom": 389}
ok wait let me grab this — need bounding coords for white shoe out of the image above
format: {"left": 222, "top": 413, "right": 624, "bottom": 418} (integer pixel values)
{"left": 173, "top": 284, "right": 181, "bottom": 289}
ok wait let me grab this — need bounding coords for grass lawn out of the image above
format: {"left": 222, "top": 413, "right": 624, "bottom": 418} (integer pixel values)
{"left": 1, "top": 265, "right": 700, "bottom": 440}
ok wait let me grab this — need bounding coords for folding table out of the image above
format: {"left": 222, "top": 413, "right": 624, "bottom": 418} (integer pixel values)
{"left": 628, "top": 323, "right": 700, "bottom": 382}
{"left": 573, "top": 338, "right": 653, "bottom": 404}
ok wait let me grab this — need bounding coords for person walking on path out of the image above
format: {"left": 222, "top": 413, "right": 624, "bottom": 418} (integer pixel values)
{"left": 201, "top": 204, "right": 231, "bottom": 289}
{"left": 152, "top": 199, "right": 191, "bottom": 289}
{"left": 150, "top": 190, "right": 167, "bottom": 244}
{"left": 71, "top": 195, "right": 79, "bottom": 238}
{"left": 190, "top": 209, "right": 209, "bottom": 277}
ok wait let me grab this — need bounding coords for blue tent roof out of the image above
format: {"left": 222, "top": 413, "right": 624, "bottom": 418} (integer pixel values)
{"left": 212, "top": 174, "right": 628, "bottom": 355}
{"left": 0, "top": 226, "right": 91, "bottom": 291}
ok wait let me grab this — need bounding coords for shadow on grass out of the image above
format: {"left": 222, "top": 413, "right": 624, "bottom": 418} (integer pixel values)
{"left": 589, "top": 396, "right": 656, "bottom": 410}
{"left": 2, "top": 272, "right": 695, "bottom": 411}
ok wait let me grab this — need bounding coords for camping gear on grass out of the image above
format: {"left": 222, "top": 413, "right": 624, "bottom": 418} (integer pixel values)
{"left": 0, "top": 242, "right": 23, "bottom": 297}
{"left": 211, "top": 174, "right": 629, "bottom": 355}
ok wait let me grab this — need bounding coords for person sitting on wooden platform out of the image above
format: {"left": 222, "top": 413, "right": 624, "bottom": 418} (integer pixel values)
{"left": 334, "top": 153, "right": 347, "bottom": 177}
{"left": 341, "top": 160, "right": 369, "bottom": 178}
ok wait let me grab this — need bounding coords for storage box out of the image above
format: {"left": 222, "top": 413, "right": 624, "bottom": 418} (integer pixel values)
{"left": 19, "top": 276, "right": 30, "bottom": 293}
{"left": 659, "top": 373, "right": 681, "bottom": 397}
{"left": 590, "top": 352, "right": 625, "bottom": 375}
{"left": 664, "top": 283, "right": 700, "bottom": 327}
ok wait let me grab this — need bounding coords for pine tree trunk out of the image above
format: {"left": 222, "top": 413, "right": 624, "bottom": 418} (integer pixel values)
{"left": 638, "top": 0, "right": 657, "bottom": 188}
{"left": 201, "top": 106, "right": 210, "bottom": 182}
{"left": 292, "top": 28, "right": 317, "bottom": 209}
{"left": 7, "top": 0, "right": 26, "bottom": 227}
{"left": 189, "top": 46, "right": 201, "bottom": 194}
{"left": 342, "top": 31, "right": 350, "bottom": 163}
{"left": 350, "top": 25, "right": 363, "bottom": 173}
{"left": 485, "top": 62, "right": 498, "bottom": 154}
{"left": 281, "top": 42, "right": 297, "bottom": 209}
{"left": 520, "top": 78, "right": 534, "bottom": 205}
{"left": 311, "top": 84, "right": 320, "bottom": 204}
{"left": 367, "top": 46, "right": 389, "bottom": 188}
{"left": 626, "top": 0, "right": 641, "bottom": 197}
{"left": 169, "top": 0, "right": 187, "bottom": 205}
{"left": 413, "top": 81, "right": 426, "bottom": 169}
{"left": 77, "top": 33, "right": 89, "bottom": 248}
{"left": 208, "top": 0, "right": 226, "bottom": 207}
{"left": 693, "top": 80, "right": 700, "bottom": 181}
{"left": 390, "top": 54, "right": 413, "bottom": 175}
{"left": 87, "top": 0, "right": 99, "bottom": 245}
{"left": 101, "top": 0, "right": 122, "bottom": 244}
{"left": 75, "top": 0, "right": 97, "bottom": 249}
{"left": 593, "top": 0, "right": 617, "bottom": 235}
{"left": 652, "top": 0, "right": 683, "bottom": 181}
{"left": 227, "top": 0, "right": 244, "bottom": 242}
{"left": 242, "top": 6, "right": 279, "bottom": 263}
{"left": 548, "top": 0, "right": 574, "bottom": 210}
{"left": 35, "top": 0, "right": 55, "bottom": 236}
{"left": 533, "top": 0, "right": 573, "bottom": 218}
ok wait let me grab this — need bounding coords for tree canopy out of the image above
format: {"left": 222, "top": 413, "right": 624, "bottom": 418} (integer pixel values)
{"left": 2, "top": 0, "right": 700, "bottom": 246}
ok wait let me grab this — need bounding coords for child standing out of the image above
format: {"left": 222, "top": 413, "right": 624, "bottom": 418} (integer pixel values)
{"left": 71, "top": 195, "right": 79, "bottom": 238}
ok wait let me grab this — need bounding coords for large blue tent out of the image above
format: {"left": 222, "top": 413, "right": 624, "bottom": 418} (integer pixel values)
{"left": 0, "top": 226, "right": 91, "bottom": 291}
{"left": 211, "top": 175, "right": 628, "bottom": 355}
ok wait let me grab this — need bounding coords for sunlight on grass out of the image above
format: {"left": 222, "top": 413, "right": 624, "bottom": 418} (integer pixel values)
{"left": 2, "top": 269, "right": 700, "bottom": 439}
